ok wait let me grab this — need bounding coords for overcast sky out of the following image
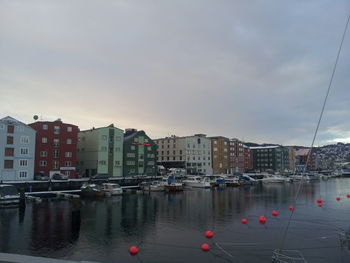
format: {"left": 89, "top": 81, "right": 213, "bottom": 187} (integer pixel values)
{"left": 1, "top": 0, "right": 349, "bottom": 146}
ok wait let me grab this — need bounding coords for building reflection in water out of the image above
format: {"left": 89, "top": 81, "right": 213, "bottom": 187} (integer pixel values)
{"left": 30, "top": 200, "right": 81, "bottom": 253}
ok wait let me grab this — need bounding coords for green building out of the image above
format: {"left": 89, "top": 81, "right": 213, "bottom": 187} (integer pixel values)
{"left": 77, "top": 124, "right": 124, "bottom": 177}
{"left": 250, "top": 145, "right": 289, "bottom": 172}
{"left": 123, "top": 129, "right": 157, "bottom": 176}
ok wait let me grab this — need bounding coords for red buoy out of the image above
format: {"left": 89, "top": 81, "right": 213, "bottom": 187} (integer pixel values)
{"left": 318, "top": 203, "right": 323, "bottom": 208}
{"left": 336, "top": 197, "right": 341, "bottom": 201}
{"left": 129, "top": 246, "right": 139, "bottom": 256}
{"left": 201, "top": 243, "right": 210, "bottom": 252}
{"left": 241, "top": 218, "right": 248, "bottom": 224}
{"left": 259, "top": 216, "right": 267, "bottom": 224}
{"left": 272, "top": 210, "right": 279, "bottom": 217}
{"left": 316, "top": 198, "right": 323, "bottom": 204}
{"left": 205, "top": 231, "right": 214, "bottom": 239}
{"left": 347, "top": 194, "right": 350, "bottom": 198}
{"left": 289, "top": 205, "right": 295, "bottom": 211}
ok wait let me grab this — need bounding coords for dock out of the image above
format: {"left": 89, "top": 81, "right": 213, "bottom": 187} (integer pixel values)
{"left": 0, "top": 252, "right": 99, "bottom": 263}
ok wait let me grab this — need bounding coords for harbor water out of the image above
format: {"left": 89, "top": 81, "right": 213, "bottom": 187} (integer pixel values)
{"left": 1, "top": 178, "right": 350, "bottom": 262}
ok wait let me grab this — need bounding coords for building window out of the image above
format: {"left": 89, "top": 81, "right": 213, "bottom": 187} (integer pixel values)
{"left": 7, "top": 125, "right": 14, "bottom": 133}
{"left": 214, "top": 140, "right": 217, "bottom": 144}
{"left": 138, "top": 162, "right": 144, "bottom": 167}
{"left": 147, "top": 161, "right": 155, "bottom": 165}
{"left": 40, "top": 160, "right": 47, "bottom": 166}
{"left": 101, "top": 146, "right": 107, "bottom": 151}
{"left": 65, "top": 152, "right": 72, "bottom": 157}
{"left": 20, "top": 136, "right": 29, "bottom": 144}
{"left": 148, "top": 146, "right": 152, "bottom": 151}
{"left": 53, "top": 126, "right": 60, "bottom": 135}
{"left": 5, "top": 147, "right": 14, "bottom": 156}
{"left": 213, "top": 147, "right": 218, "bottom": 151}
{"left": 53, "top": 150, "right": 60, "bottom": 158}
{"left": 67, "top": 126, "right": 72, "bottom": 132}
{"left": 42, "top": 137, "right": 48, "bottom": 143}
{"left": 131, "top": 146, "right": 136, "bottom": 150}
{"left": 115, "top": 147, "right": 121, "bottom": 152}
{"left": 43, "top": 124, "right": 48, "bottom": 130}
{"left": 7, "top": 136, "right": 14, "bottom": 144}
{"left": 127, "top": 153, "right": 136, "bottom": 158}
{"left": 115, "top": 136, "right": 121, "bottom": 141}
{"left": 40, "top": 151, "right": 47, "bottom": 157}
{"left": 98, "top": 160, "right": 106, "bottom": 165}
{"left": 126, "top": 161, "right": 135, "bottom": 165}
{"left": 115, "top": 161, "right": 121, "bottom": 166}
{"left": 4, "top": 160, "right": 14, "bottom": 169}
{"left": 19, "top": 159, "right": 28, "bottom": 166}
{"left": 139, "top": 154, "right": 144, "bottom": 159}
{"left": 67, "top": 138, "right": 72, "bottom": 144}
{"left": 52, "top": 160, "right": 59, "bottom": 169}
{"left": 53, "top": 138, "right": 60, "bottom": 146}
{"left": 102, "top": 135, "right": 107, "bottom": 140}
{"left": 20, "top": 148, "right": 29, "bottom": 155}
{"left": 65, "top": 161, "right": 72, "bottom": 166}
{"left": 19, "top": 171, "right": 28, "bottom": 178}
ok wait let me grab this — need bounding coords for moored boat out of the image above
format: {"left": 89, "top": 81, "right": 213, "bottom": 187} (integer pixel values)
{"left": 101, "top": 183, "right": 123, "bottom": 196}
{"left": 162, "top": 175, "right": 184, "bottom": 191}
{"left": 183, "top": 176, "right": 211, "bottom": 188}
{"left": 0, "top": 184, "right": 20, "bottom": 207}
{"left": 80, "top": 183, "right": 104, "bottom": 198}
{"left": 141, "top": 181, "right": 165, "bottom": 192}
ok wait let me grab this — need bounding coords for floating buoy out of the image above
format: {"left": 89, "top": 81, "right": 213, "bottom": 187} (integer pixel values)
{"left": 201, "top": 243, "right": 210, "bottom": 252}
{"left": 336, "top": 197, "right": 341, "bottom": 201}
{"left": 259, "top": 216, "right": 267, "bottom": 224}
{"left": 318, "top": 203, "right": 323, "bottom": 208}
{"left": 289, "top": 205, "right": 295, "bottom": 211}
{"left": 241, "top": 218, "right": 248, "bottom": 224}
{"left": 205, "top": 231, "right": 214, "bottom": 239}
{"left": 316, "top": 198, "right": 323, "bottom": 204}
{"left": 129, "top": 246, "right": 139, "bottom": 256}
{"left": 347, "top": 194, "right": 350, "bottom": 198}
{"left": 272, "top": 210, "right": 279, "bottom": 217}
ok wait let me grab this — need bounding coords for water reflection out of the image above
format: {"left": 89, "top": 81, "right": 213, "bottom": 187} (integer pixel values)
{"left": 0, "top": 179, "right": 349, "bottom": 263}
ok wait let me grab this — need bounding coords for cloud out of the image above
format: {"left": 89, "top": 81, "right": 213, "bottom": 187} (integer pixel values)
{"left": 0, "top": 0, "right": 349, "bottom": 145}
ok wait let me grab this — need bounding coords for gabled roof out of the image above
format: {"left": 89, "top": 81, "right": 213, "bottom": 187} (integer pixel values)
{"left": 0, "top": 116, "right": 36, "bottom": 131}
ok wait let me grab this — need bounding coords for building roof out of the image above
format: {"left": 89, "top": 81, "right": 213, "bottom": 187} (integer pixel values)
{"left": 249, "top": 146, "right": 280, "bottom": 150}
{"left": 294, "top": 148, "right": 310, "bottom": 156}
{"left": 29, "top": 119, "right": 79, "bottom": 128}
{"left": 0, "top": 116, "right": 36, "bottom": 131}
{"left": 80, "top": 124, "right": 123, "bottom": 133}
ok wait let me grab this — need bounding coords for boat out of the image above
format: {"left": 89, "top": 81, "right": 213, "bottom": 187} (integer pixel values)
{"left": 80, "top": 183, "right": 104, "bottom": 198}
{"left": 183, "top": 176, "right": 211, "bottom": 188}
{"left": 141, "top": 181, "right": 165, "bottom": 192}
{"left": 0, "top": 184, "right": 20, "bottom": 207}
{"left": 238, "top": 174, "right": 257, "bottom": 185}
{"left": 101, "top": 183, "right": 123, "bottom": 196}
{"left": 204, "top": 175, "right": 226, "bottom": 187}
{"left": 341, "top": 166, "right": 350, "bottom": 177}
{"left": 162, "top": 175, "right": 184, "bottom": 191}
{"left": 259, "top": 174, "right": 288, "bottom": 183}
{"left": 225, "top": 176, "right": 241, "bottom": 187}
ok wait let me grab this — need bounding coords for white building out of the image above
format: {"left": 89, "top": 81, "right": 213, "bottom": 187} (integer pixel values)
{"left": 155, "top": 134, "right": 212, "bottom": 175}
{"left": 0, "top": 116, "right": 36, "bottom": 181}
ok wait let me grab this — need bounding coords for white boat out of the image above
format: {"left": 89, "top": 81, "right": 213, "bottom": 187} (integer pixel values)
{"left": 260, "top": 174, "right": 287, "bottom": 183}
{"left": 204, "top": 175, "right": 226, "bottom": 187}
{"left": 141, "top": 181, "right": 165, "bottom": 192}
{"left": 101, "top": 183, "right": 123, "bottom": 196}
{"left": 0, "top": 184, "right": 20, "bottom": 207}
{"left": 183, "top": 176, "right": 211, "bottom": 188}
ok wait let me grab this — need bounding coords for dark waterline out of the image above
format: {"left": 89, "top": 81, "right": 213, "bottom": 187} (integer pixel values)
{"left": 1, "top": 179, "right": 350, "bottom": 263}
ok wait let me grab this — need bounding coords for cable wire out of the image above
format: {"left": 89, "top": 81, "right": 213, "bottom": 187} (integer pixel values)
{"left": 279, "top": 10, "right": 350, "bottom": 250}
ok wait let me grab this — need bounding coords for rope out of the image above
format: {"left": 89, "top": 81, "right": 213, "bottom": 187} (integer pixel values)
{"left": 279, "top": 10, "right": 350, "bottom": 250}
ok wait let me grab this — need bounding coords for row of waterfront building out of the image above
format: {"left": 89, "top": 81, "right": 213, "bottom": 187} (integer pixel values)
{"left": 0, "top": 116, "right": 317, "bottom": 181}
